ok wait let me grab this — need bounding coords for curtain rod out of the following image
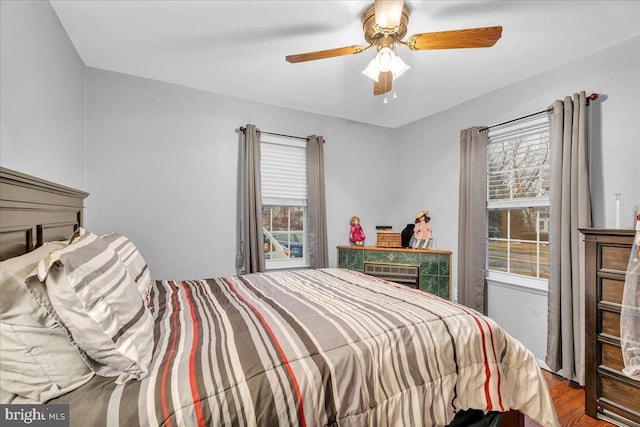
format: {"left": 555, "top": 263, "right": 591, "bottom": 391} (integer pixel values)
{"left": 238, "top": 126, "right": 310, "bottom": 141}
{"left": 477, "top": 93, "right": 598, "bottom": 133}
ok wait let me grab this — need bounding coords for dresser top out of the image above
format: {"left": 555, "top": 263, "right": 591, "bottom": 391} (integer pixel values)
{"left": 580, "top": 227, "right": 635, "bottom": 236}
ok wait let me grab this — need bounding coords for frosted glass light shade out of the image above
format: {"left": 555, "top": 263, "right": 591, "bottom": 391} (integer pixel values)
{"left": 390, "top": 55, "right": 410, "bottom": 79}
{"left": 362, "top": 58, "right": 381, "bottom": 82}
{"left": 376, "top": 47, "right": 395, "bottom": 71}
{"left": 361, "top": 47, "right": 410, "bottom": 82}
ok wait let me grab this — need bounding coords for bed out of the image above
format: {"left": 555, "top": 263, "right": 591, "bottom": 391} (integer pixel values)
{"left": 0, "top": 167, "right": 559, "bottom": 427}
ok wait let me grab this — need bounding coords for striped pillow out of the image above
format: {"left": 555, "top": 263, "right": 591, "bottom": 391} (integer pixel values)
{"left": 26, "top": 228, "right": 153, "bottom": 384}
{"left": 100, "top": 233, "right": 152, "bottom": 306}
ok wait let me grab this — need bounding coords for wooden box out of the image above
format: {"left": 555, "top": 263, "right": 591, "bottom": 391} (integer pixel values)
{"left": 376, "top": 232, "right": 402, "bottom": 248}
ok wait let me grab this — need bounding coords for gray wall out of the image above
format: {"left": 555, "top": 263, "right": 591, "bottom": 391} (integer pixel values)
{"left": 0, "top": 0, "right": 86, "bottom": 190}
{"left": 392, "top": 35, "right": 640, "bottom": 361}
{"left": 84, "top": 68, "right": 395, "bottom": 280}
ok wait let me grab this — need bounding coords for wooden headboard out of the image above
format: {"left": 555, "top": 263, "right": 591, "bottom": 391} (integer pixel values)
{"left": 0, "top": 167, "right": 89, "bottom": 261}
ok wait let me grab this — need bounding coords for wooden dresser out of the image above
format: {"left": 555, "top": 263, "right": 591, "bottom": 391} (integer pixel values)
{"left": 582, "top": 228, "right": 639, "bottom": 427}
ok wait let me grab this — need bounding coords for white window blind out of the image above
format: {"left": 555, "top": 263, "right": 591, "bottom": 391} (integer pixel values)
{"left": 261, "top": 138, "right": 307, "bottom": 206}
{"left": 487, "top": 116, "right": 550, "bottom": 209}
{"left": 486, "top": 114, "right": 551, "bottom": 282}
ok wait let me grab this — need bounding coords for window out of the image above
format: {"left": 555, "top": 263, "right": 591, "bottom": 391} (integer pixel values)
{"left": 260, "top": 134, "right": 308, "bottom": 269}
{"left": 486, "top": 116, "right": 550, "bottom": 286}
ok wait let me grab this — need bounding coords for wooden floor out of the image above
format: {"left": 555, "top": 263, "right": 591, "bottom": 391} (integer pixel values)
{"left": 524, "top": 369, "right": 614, "bottom": 427}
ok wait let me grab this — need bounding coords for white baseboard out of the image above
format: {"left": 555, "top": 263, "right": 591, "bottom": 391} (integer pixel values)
{"left": 537, "top": 358, "right": 550, "bottom": 371}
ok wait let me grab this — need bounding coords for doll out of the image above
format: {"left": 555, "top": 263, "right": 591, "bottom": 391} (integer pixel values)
{"left": 410, "top": 210, "right": 432, "bottom": 249}
{"left": 349, "top": 216, "right": 366, "bottom": 246}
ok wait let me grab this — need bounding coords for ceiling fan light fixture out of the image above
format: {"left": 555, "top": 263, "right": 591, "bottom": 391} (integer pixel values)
{"left": 390, "top": 54, "right": 410, "bottom": 79}
{"left": 362, "top": 57, "right": 381, "bottom": 82}
{"left": 375, "top": 46, "right": 396, "bottom": 71}
{"left": 361, "top": 47, "right": 410, "bottom": 82}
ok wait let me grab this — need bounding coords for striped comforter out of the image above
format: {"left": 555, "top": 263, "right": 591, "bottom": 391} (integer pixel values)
{"left": 51, "top": 268, "right": 559, "bottom": 426}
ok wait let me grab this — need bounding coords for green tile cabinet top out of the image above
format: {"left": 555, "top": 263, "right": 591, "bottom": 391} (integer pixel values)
{"left": 337, "top": 246, "right": 452, "bottom": 300}
{"left": 336, "top": 245, "right": 452, "bottom": 255}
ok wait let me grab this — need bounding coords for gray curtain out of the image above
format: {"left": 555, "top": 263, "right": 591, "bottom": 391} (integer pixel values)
{"left": 307, "top": 135, "right": 328, "bottom": 268}
{"left": 458, "top": 127, "right": 488, "bottom": 313}
{"left": 242, "top": 124, "right": 265, "bottom": 273}
{"left": 546, "top": 92, "right": 592, "bottom": 384}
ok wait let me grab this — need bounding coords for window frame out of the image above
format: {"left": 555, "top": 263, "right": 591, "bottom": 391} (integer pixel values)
{"left": 260, "top": 134, "right": 310, "bottom": 270}
{"left": 485, "top": 116, "right": 551, "bottom": 291}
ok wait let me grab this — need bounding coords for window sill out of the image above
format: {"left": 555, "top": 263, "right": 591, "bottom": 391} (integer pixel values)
{"left": 486, "top": 270, "right": 548, "bottom": 296}
{"left": 265, "top": 259, "right": 309, "bottom": 270}
{"left": 266, "top": 266, "right": 312, "bottom": 273}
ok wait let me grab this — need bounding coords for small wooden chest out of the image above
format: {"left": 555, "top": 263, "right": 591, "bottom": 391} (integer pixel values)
{"left": 376, "top": 232, "right": 402, "bottom": 248}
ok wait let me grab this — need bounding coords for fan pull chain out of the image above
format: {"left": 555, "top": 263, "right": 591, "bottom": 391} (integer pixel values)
{"left": 383, "top": 92, "right": 398, "bottom": 104}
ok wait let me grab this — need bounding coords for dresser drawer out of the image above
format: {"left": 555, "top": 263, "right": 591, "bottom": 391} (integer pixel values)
{"left": 601, "top": 277, "right": 625, "bottom": 305}
{"left": 601, "top": 310, "right": 621, "bottom": 338}
{"left": 601, "top": 341, "right": 625, "bottom": 372}
{"left": 601, "top": 244, "right": 632, "bottom": 272}
{"left": 600, "top": 375, "right": 640, "bottom": 417}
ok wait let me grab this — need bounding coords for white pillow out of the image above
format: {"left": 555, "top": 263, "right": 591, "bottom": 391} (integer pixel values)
{"left": 0, "top": 242, "right": 94, "bottom": 403}
{"left": 101, "top": 233, "right": 153, "bottom": 306}
{"left": 26, "top": 229, "right": 154, "bottom": 384}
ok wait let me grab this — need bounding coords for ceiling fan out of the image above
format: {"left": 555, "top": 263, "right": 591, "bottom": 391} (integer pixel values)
{"left": 285, "top": 0, "right": 502, "bottom": 96}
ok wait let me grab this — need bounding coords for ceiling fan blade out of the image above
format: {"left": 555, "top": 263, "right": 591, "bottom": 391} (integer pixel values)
{"left": 375, "top": 0, "right": 404, "bottom": 29}
{"left": 286, "top": 45, "right": 367, "bottom": 63}
{"left": 373, "top": 71, "right": 393, "bottom": 96}
{"left": 406, "top": 26, "right": 502, "bottom": 50}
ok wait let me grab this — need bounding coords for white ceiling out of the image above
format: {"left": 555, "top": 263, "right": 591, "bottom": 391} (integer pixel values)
{"left": 50, "top": 0, "right": 640, "bottom": 128}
